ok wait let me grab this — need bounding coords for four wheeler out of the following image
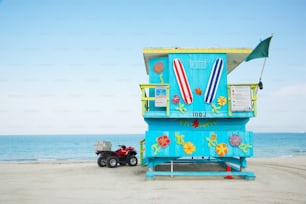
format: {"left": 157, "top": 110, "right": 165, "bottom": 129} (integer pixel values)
{"left": 96, "top": 144, "right": 138, "bottom": 168}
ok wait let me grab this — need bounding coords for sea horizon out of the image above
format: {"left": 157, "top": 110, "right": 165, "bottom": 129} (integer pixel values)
{"left": 0, "top": 132, "right": 305, "bottom": 163}
{"left": 0, "top": 131, "right": 305, "bottom": 136}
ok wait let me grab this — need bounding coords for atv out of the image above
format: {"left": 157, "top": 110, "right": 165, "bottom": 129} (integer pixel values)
{"left": 95, "top": 144, "right": 138, "bottom": 168}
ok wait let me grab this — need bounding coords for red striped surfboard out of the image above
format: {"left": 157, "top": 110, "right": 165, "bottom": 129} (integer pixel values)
{"left": 173, "top": 59, "right": 193, "bottom": 104}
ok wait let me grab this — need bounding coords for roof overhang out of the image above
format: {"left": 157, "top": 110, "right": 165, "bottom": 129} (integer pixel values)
{"left": 143, "top": 48, "right": 252, "bottom": 75}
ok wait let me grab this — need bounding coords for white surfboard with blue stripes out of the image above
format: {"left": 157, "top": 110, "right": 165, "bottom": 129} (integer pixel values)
{"left": 204, "top": 58, "right": 224, "bottom": 104}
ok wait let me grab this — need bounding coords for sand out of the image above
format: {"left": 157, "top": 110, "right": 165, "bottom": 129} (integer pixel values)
{"left": 0, "top": 156, "right": 306, "bottom": 204}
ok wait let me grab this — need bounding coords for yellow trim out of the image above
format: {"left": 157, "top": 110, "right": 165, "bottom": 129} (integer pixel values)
{"left": 143, "top": 48, "right": 252, "bottom": 54}
{"left": 139, "top": 139, "right": 145, "bottom": 165}
{"left": 143, "top": 47, "right": 252, "bottom": 75}
{"left": 139, "top": 84, "right": 170, "bottom": 116}
{"left": 227, "top": 86, "right": 232, "bottom": 116}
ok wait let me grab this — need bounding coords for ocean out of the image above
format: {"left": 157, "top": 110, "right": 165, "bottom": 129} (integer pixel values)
{"left": 0, "top": 133, "right": 305, "bottom": 163}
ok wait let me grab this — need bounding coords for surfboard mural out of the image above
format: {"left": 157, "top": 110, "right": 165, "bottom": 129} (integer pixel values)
{"left": 204, "top": 58, "right": 224, "bottom": 104}
{"left": 173, "top": 58, "right": 193, "bottom": 105}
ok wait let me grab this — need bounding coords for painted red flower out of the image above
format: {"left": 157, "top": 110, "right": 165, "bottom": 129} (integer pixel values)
{"left": 193, "top": 119, "right": 199, "bottom": 128}
{"left": 195, "top": 88, "right": 202, "bottom": 96}
{"left": 157, "top": 135, "right": 170, "bottom": 147}
{"left": 154, "top": 62, "right": 164, "bottom": 74}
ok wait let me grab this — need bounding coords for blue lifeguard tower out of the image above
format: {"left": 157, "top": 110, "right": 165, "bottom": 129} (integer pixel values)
{"left": 139, "top": 48, "right": 259, "bottom": 179}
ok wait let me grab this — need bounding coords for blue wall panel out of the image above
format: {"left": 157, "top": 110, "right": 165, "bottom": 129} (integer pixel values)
{"left": 149, "top": 57, "right": 169, "bottom": 84}
{"left": 168, "top": 53, "right": 228, "bottom": 117}
{"left": 145, "top": 130, "right": 253, "bottom": 158}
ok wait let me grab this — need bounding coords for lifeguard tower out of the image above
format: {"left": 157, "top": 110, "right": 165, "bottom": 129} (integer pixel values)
{"left": 139, "top": 48, "right": 259, "bottom": 180}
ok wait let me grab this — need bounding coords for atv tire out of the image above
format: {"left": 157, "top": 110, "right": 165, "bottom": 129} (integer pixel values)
{"left": 97, "top": 157, "right": 106, "bottom": 167}
{"left": 128, "top": 155, "right": 138, "bottom": 166}
{"left": 106, "top": 156, "right": 118, "bottom": 168}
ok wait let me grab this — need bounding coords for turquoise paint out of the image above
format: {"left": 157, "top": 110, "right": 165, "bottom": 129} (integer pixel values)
{"left": 145, "top": 130, "right": 253, "bottom": 158}
{"left": 142, "top": 51, "right": 256, "bottom": 179}
{"left": 148, "top": 58, "right": 169, "bottom": 112}
{"left": 147, "top": 170, "right": 256, "bottom": 180}
{"left": 149, "top": 57, "right": 169, "bottom": 84}
{"left": 168, "top": 53, "right": 228, "bottom": 116}
{"left": 145, "top": 118, "right": 249, "bottom": 131}
{"left": 144, "top": 53, "right": 255, "bottom": 118}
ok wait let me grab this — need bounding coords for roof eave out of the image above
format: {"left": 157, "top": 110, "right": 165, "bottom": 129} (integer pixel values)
{"left": 143, "top": 48, "right": 252, "bottom": 75}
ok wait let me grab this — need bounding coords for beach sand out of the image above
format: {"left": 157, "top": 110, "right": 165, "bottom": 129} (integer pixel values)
{"left": 1, "top": 156, "right": 305, "bottom": 204}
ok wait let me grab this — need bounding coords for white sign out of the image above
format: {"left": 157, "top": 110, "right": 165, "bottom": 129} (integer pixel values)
{"left": 230, "top": 86, "right": 252, "bottom": 112}
{"left": 189, "top": 59, "right": 207, "bottom": 69}
{"left": 155, "top": 86, "right": 167, "bottom": 107}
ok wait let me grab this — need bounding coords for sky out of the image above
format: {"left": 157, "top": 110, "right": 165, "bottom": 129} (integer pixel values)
{"left": 0, "top": 0, "right": 305, "bottom": 135}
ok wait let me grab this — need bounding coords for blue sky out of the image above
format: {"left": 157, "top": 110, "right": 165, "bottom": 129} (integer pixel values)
{"left": 0, "top": 0, "right": 305, "bottom": 134}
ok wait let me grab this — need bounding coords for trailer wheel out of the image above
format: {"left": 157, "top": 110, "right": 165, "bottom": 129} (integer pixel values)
{"left": 97, "top": 157, "right": 106, "bottom": 167}
{"left": 128, "top": 156, "right": 138, "bottom": 166}
{"left": 106, "top": 156, "right": 118, "bottom": 168}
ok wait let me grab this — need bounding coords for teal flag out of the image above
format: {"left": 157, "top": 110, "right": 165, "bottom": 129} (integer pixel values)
{"left": 245, "top": 36, "right": 272, "bottom": 62}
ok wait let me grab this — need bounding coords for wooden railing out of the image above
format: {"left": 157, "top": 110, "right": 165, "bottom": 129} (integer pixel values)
{"left": 139, "top": 139, "right": 145, "bottom": 165}
{"left": 139, "top": 84, "right": 170, "bottom": 117}
{"left": 140, "top": 83, "right": 258, "bottom": 117}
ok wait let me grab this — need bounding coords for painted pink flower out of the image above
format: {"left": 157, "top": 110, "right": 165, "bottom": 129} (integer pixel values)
{"left": 172, "top": 94, "right": 180, "bottom": 104}
{"left": 229, "top": 134, "right": 242, "bottom": 147}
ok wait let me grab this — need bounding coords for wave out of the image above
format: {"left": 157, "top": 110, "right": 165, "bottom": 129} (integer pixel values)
{"left": 0, "top": 157, "right": 95, "bottom": 163}
{"left": 0, "top": 158, "right": 39, "bottom": 163}
{"left": 291, "top": 149, "right": 306, "bottom": 153}
{"left": 1, "top": 133, "right": 306, "bottom": 162}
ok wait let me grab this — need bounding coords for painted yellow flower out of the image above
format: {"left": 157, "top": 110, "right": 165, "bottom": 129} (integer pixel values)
{"left": 183, "top": 142, "right": 196, "bottom": 154}
{"left": 217, "top": 96, "right": 227, "bottom": 106}
{"left": 216, "top": 143, "right": 228, "bottom": 157}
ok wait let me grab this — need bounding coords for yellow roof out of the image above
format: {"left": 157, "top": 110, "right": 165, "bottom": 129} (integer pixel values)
{"left": 143, "top": 48, "right": 252, "bottom": 75}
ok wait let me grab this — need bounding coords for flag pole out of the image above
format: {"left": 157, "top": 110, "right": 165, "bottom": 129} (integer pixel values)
{"left": 257, "top": 33, "right": 273, "bottom": 92}
{"left": 255, "top": 52, "right": 267, "bottom": 94}
{"left": 259, "top": 57, "right": 267, "bottom": 82}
